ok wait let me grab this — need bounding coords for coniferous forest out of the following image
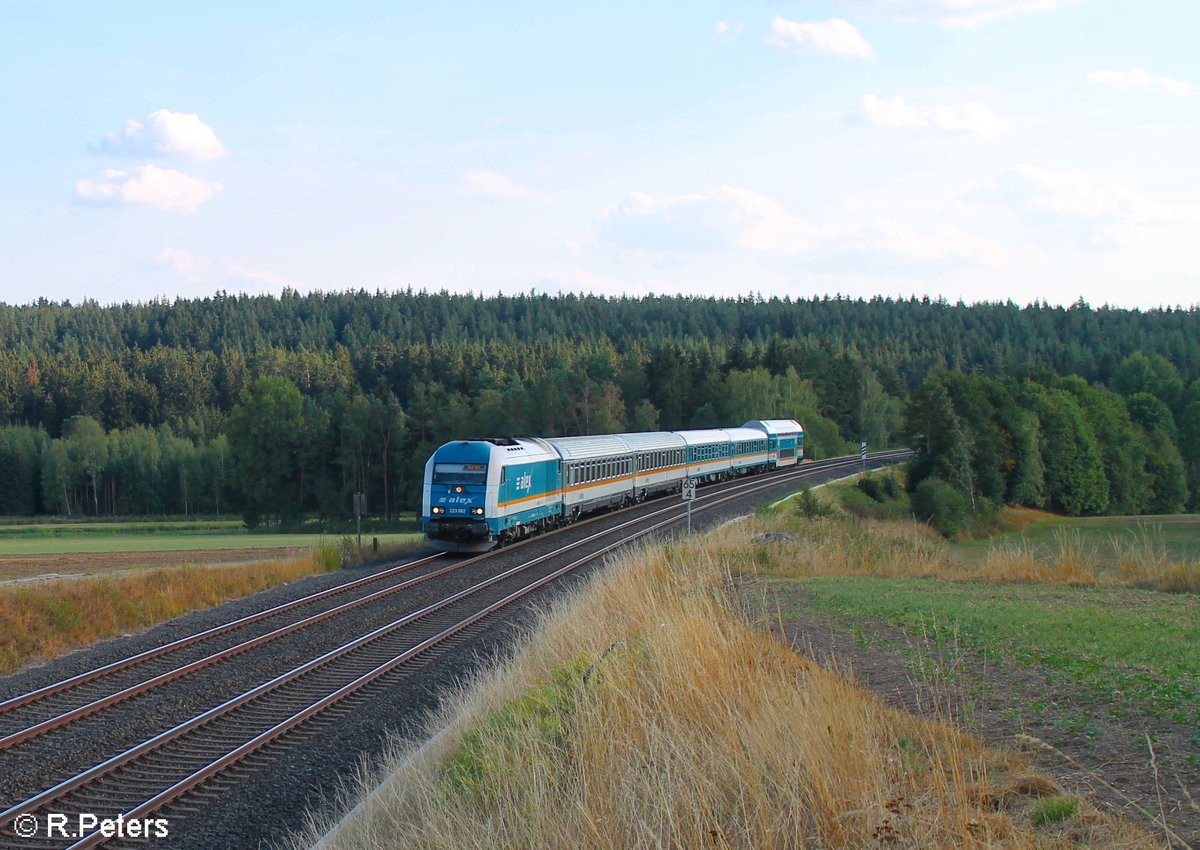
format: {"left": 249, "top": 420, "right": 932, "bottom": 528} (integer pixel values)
{"left": 0, "top": 290, "right": 1197, "bottom": 526}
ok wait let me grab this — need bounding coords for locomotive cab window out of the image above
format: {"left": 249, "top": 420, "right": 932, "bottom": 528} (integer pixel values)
{"left": 433, "top": 463, "right": 488, "bottom": 486}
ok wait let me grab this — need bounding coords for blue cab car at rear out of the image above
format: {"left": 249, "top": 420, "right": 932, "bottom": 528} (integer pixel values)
{"left": 422, "top": 420, "right": 804, "bottom": 553}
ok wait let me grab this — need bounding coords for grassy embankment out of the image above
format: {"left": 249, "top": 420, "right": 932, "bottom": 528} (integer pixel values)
{"left": 303, "top": 527, "right": 1155, "bottom": 849}
{"left": 0, "top": 533, "right": 424, "bottom": 674}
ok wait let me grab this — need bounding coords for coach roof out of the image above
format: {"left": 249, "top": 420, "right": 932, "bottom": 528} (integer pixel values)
{"left": 544, "top": 434, "right": 633, "bottom": 461}
{"left": 675, "top": 429, "right": 732, "bottom": 446}
{"left": 743, "top": 419, "right": 804, "bottom": 435}
{"left": 611, "top": 431, "right": 686, "bottom": 452}
{"left": 721, "top": 427, "right": 771, "bottom": 443}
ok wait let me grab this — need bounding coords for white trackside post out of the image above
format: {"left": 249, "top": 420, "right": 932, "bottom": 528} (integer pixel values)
{"left": 682, "top": 479, "right": 697, "bottom": 533}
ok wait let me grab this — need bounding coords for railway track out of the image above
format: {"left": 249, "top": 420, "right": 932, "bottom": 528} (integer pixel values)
{"left": 0, "top": 451, "right": 907, "bottom": 849}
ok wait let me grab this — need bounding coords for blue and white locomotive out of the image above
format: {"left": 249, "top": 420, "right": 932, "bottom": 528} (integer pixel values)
{"left": 422, "top": 419, "right": 804, "bottom": 553}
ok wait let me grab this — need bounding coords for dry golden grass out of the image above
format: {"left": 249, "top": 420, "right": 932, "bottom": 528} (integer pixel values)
{"left": 1111, "top": 525, "right": 1200, "bottom": 594}
{"left": 302, "top": 535, "right": 1156, "bottom": 850}
{"left": 976, "top": 526, "right": 1200, "bottom": 593}
{"left": 998, "top": 506, "right": 1064, "bottom": 532}
{"left": 731, "top": 505, "right": 1199, "bottom": 594}
{"left": 0, "top": 539, "right": 379, "bottom": 673}
{"left": 977, "top": 530, "right": 1101, "bottom": 587}
{"left": 715, "top": 515, "right": 952, "bottom": 580}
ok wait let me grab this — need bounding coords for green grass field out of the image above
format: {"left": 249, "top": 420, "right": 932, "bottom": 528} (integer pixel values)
{"left": 0, "top": 531, "right": 423, "bottom": 556}
{"left": 799, "top": 576, "right": 1200, "bottom": 725}
{"left": 0, "top": 519, "right": 245, "bottom": 537}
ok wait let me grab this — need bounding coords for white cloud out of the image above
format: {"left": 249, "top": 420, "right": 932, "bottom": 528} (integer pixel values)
{"left": 714, "top": 20, "right": 744, "bottom": 40}
{"left": 1089, "top": 69, "right": 1192, "bottom": 97}
{"left": 156, "top": 247, "right": 296, "bottom": 291}
{"left": 601, "top": 186, "right": 1002, "bottom": 266}
{"left": 602, "top": 186, "right": 832, "bottom": 255}
{"left": 156, "top": 246, "right": 197, "bottom": 273}
{"left": 75, "top": 165, "right": 223, "bottom": 212}
{"left": 461, "top": 170, "right": 544, "bottom": 200}
{"left": 98, "top": 109, "right": 229, "bottom": 161}
{"left": 878, "top": 0, "right": 1079, "bottom": 28}
{"left": 766, "top": 17, "right": 876, "bottom": 60}
{"left": 857, "top": 218, "right": 1007, "bottom": 264}
{"left": 861, "top": 94, "right": 1008, "bottom": 137}
{"left": 1007, "top": 165, "right": 1196, "bottom": 223}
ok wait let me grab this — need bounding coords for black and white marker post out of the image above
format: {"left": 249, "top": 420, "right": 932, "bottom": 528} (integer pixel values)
{"left": 682, "top": 478, "right": 696, "bottom": 533}
{"left": 860, "top": 441, "right": 867, "bottom": 475}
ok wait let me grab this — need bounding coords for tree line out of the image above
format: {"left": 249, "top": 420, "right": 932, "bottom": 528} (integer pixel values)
{"left": 0, "top": 291, "right": 1195, "bottom": 525}
{"left": 907, "top": 352, "right": 1200, "bottom": 535}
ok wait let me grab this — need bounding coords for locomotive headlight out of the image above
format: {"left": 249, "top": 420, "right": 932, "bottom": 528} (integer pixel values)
{"left": 431, "top": 506, "right": 444, "bottom": 514}
{"left": 473, "top": 507, "right": 485, "bottom": 515}
{"left": 455, "top": 486, "right": 464, "bottom": 493}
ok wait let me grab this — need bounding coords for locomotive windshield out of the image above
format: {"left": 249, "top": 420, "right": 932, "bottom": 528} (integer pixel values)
{"left": 432, "top": 462, "right": 488, "bottom": 486}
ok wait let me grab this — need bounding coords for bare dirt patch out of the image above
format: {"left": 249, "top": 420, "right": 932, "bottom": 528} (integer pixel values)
{"left": 0, "top": 547, "right": 309, "bottom": 583}
{"left": 740, "top": 578, "right": 1200, "bottom": 847}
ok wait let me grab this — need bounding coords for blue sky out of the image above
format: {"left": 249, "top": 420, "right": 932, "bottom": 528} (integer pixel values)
{"left": 2, "top": 0, "right": 1197, "bottom": 308}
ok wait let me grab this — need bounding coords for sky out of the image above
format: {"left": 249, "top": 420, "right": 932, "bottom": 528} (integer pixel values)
{"left": 1, "top": 0, "right": 1197, "bottom": 309}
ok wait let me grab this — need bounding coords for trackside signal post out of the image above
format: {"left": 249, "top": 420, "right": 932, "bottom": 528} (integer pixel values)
{"left": 353, "top": 492, "right": 367, "bottom": 547}
{"left": 681, "top": 479, "right": 696, "bottom": 533}
{"left": 860, "top": 442, "right": 867, "bottom": 474}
